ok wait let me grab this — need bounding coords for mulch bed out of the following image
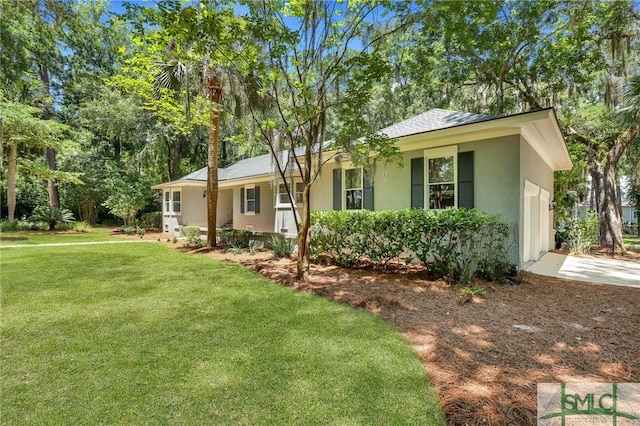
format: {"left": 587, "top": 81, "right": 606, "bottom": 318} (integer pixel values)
{"left": 180, "top": 245, "right": 640, "bottom": 425}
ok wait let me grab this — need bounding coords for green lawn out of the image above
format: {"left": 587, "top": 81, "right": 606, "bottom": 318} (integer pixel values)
{"left": 623, "top": 235, "right": 640, "bottom": 244}
{"left": 0, "top": 227, "right": 118, "bottom": 245}
{"left": 1, "top": 242, "right": 444, "bottom": 424}
{"left": 623, "top": 234, "right": 640, "bottom": 250}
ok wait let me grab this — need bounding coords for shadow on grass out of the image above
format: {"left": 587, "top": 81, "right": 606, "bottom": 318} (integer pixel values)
{"left": 234, "top": 257, "right": 640, "bottom": 425}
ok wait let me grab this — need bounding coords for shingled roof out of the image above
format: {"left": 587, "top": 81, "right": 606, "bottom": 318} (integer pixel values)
{"left": 175, "top": 108, "right": 494, "bottom": 183}
{"left": 377, "top": 108, "right": 493, "bottom": 139}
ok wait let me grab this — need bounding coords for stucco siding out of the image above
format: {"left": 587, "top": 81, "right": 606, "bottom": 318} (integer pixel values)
{"left": 309, "top": 164, "right": 336, "bottom": 212}
{"left": 232, "top": 182, "right": 276, "bottom": 232}
{"left": 311, "top": 137, "right": 522, "bottom": 216}
{"left": 181, "top": 186, "right": 206, "bottom": 228}
{"left": 459, "top": 135, "right": 520, "bottom": 224}
{"left": 372, "top": 150, "right": 419, "bottom": 210}
{"left": 217, "top": 189, "right": 233, "bottom": 227}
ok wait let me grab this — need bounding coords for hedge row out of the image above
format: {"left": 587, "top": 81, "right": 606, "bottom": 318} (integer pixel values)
{"left": 310, "top": 208, "right": 514, "bottom": 284}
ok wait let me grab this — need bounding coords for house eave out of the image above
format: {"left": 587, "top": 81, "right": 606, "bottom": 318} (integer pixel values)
{"left": 219, "top": 174, "right": 273, "bottom": 188}
{"left": 394, "top": 108, "right": 572, "bottom": 171}
{"left": 151, "top": 179, "right": 206, "bottom": 190}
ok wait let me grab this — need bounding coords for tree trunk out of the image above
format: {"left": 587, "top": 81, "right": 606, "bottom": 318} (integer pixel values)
{"left": 7, "top": 144, "right": 17, "bottom": 220}
{"left": 296, "top": 145, "right": 313, "bottom": 281}
{"left": 296, "top": 186, "right": 311, "bottom": 281}
{"left": 588, "top": 127, "right": 638, "bottom": 252}
{"left": 591, "top": 161, "right": 624, "bottom": 250}
{"left": 206, "top": 75, "right": 222, "bottom": 248}
{"left": 46, "top": 147, "right": 60, "bottom": 209}
{"left": 168, "top": 135, "right": 185, "bottom": 181}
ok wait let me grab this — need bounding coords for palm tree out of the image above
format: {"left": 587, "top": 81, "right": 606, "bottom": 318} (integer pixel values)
{"left": 154, "top": 50, "right": 224, "bottom": 247}
{"left": 619, "top": 74, "right": 640, "bottom": 236}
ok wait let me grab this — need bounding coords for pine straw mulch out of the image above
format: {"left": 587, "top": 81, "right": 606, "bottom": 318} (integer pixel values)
{"left": 183, "top": 246, "right": 639, "bottom": 426}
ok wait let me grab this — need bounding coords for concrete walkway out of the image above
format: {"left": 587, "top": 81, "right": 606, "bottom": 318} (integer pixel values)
{"left": 0, "top": 240, "right": 156, "bottom": 249}
{"left": 525, "top": 252, "right": 640, "bottom": 288}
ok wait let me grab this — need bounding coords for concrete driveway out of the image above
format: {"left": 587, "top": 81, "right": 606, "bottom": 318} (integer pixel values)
{"left": 525, "top": 252, "right": 640, "bottom": 288}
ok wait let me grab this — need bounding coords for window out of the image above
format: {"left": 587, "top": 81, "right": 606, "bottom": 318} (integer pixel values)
{"left": 172, "top": 190, "right": 181, "bottom": 214}
{"left": 277, "top": 181, "right": 304, "bottom": 206}
{"left": 245, "top": 185, "right": 256, "bottom": 214}
{"left": 164, "top": 190, "right": 181, "bottom": 214}
{"left": 344, "top": 167, "right": 363, "bottom": 210}
{"left": 425, "top": 147, "right": 457, "bottom": 209}
{"left": 295, "top": 182, "right": 304, "bottom": 204}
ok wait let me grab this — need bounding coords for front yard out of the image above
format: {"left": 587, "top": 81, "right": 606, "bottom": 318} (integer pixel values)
{"left": 206, "top": 248, "right": 640, "bottom": 425}
{"left": 3, "top": 229, "right": 638, "bottom": 425}
{"left": 1, "top": 242, "right": 443, "bottom": 424}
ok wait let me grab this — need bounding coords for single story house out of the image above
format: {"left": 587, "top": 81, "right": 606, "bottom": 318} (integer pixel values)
{"left": 152, "top": 108, "right": 572, "bottom": 269}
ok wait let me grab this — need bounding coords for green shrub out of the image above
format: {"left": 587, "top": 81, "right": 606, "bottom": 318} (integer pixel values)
{"left": 29, "top": 206, "right": 75, "bottom": 231}
{"left": 136, "top": 228, "right": 146, "bottom": 238}
{"left": 459, "top": 284, "right": 487, "bottom": 297}
{"left": 225, "top": 242, "right": 244, "bottom": 255}
{"left": 183, "top": 226, "right": 204, "bottom": 248}
{"left": 564, "top": 211, "right": 599, "bottom": 254}
{"left": 121, "top": 226, "right": 136, "bottom": 235}
{"left": 271, "top": 234, "right": 294, "bottom": 258}
{"left": 311, "top": 208, "right": 513, "bottom": 284}
{"left": 73, "top": 221, "right": 91, "bottom": 232}
{"left": 218, "top": 229, "right": 251, "bottom": 248}
{"left": 248, "top": 241, "right": 259, "bottom": 255}
{"left": 1, "top": 220, "right": 19, "bottom": 232}
{"left": 139, "top": 211, "right": 162, "bottom": 229}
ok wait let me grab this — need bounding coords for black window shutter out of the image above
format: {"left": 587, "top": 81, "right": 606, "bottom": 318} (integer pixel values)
{"left": 363, "top": 170, "right": 374, "bottom": 210}
{"left": 240, "top": 188, "right": 245, "bottom": 213}
{"left": 411, "top": 158, "right": 424, "bottom": 208}
{"left": 255, "top": 185, "right": 261, "bottom": 213}
{"left": 458, "top": 151, "right": 474, "bottom": 209}
{"left": 333, "top": 168, "right": 342, "bottom": 210}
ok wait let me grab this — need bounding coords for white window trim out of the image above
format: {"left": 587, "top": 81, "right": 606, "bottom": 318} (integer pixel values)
{"left": 424, "top": 146, "right": 458, "bottom": 210}
{"left": 275, "top": 180, "right": 304, "bottom": 208}
{"left": 164, "top": 190, "right": 171, "bottom": 214}
{"left": 343, "top": 166, "right": 364, "bottom": 211}
{"left": 171, "top": 189, "right": 182, "bottom": 215}
{"left": 244, "top": 184, "right": 256, "bottom": 215}
{"left": 164, "top": 189, "right": 182, "bottom": 215}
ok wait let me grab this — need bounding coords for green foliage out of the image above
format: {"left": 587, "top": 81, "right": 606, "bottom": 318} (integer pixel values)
{"left": 102, "top": 174, "right": 154, "bottom": 227}
{"left": 0, "top": 220, "right": 19, "bottom": 232}
{"left": 73, "top": 221, "right": 91, "bottom": 233}
{"left": 226, "top": 243, "right": 244, "bottom": 255}
{"left": 311, "top": 209, "right": 513, "bottom": 284}
{"left": 182, "top": 226, "right": 204, "bottom": 248}
{"left": 271, "top": 234, "right": 294, "bottom": 258}
{"left": 139, "top": 212, "right": 162, "bottom": 229}
{"left": 0, "top": 219, "right": 44, "bottom": 232}
{"left": 29, "top": 206, "right": 75, "bottom": 231}
{"left": 121, "top": 226, "right": 136, "bottom": 235}
{"left": 248, "top": 240, "right": 259, "bottom": 255}
{"left": 459, "top": 285, "right": 487, "bottom": 297}
{"left": 564, "top": 211, "right": 600, "bottom": 254}
{"left": 218, "top": 229, "right": 251, "bottom": 248}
